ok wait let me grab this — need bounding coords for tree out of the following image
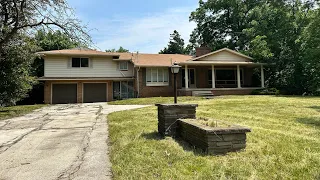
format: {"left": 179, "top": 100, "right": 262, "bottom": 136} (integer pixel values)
{"left": 189, "top": 0, "right": 320, "bottom": 95}
{"left": 105, "top": 46, "right": 129, "bottom": 53}
{"left": 0, "top": 0, "right": 90, "bottom": 105}
{"left": 300, "top": 8, "right": 320, "bottom": 95}
{"left": 189, "top": 0, "right": 263, "bottom": 51}
{"left": 33, "top": 30, "right": 80, "bottom": 77}
{"left": 0, "top": 34, "right": 38, "bottom": 106}
{"left": 0, "top": 0, "right": 90, "bottom": 49}
{"left": 159, "top": 30, "right": 186, "bottom": 54}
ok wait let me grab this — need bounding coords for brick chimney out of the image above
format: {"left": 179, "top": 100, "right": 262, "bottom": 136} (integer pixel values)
{"left": 195, "top": 46, "right": 211, "bottom": 57}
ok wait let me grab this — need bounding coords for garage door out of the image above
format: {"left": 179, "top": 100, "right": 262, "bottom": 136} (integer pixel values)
{"left": 52, "top": 84, "right": 77, "bottom": 104}
{"left": 83, "top": 83, "right": 107, "bottom": 103}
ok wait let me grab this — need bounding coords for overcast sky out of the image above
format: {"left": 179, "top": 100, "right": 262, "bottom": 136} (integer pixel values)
{"left": 68, "top": 0, "right": 198, "bottom": 53}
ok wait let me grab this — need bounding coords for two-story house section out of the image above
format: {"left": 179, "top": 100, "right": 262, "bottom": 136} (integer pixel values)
{"left": 38, "top": 48, "right": 136, "bottom": 104}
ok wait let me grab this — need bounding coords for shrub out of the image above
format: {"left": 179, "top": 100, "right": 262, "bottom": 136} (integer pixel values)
{"left": 251, "top": 88, "right": 280, "bottom": 95}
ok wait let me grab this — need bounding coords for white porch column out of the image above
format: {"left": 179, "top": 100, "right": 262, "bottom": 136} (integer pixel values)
{"left": 237, "top": 65, "right": 241, "bottom": 88}
{"left": 185, "top": 65, "right": 189, "bottom": 89}
{"left": 261, "top": 65, "right": 265, "bottom": 88}
{"left": 211, "top": 65, "right": 215, "bottom": 88}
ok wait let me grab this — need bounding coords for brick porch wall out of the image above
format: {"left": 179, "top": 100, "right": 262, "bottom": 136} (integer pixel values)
{"left": 212, "top": 89, "right": 254, "bottom": 95}
{"left": 44, "top": 80, "right": 113, "bottom": 104}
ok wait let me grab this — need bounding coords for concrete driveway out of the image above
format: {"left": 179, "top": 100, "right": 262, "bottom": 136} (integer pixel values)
{"left": 0, "top": 103, "right": 147, "bottom": 180}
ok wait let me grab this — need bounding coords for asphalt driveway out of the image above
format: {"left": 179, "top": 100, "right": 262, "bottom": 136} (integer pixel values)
{"left": 0, "top": 103, "right": 147, "bottom": 180}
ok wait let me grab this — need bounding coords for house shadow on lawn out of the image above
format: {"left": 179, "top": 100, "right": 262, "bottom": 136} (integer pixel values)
{"left": 141, "top": 131, "right": 209, "bottom": 156}
{"left": 309, "top": 106, "right": 320, "bottom": 112}
{"left": 296, "top": 117, "right": 320, "bottom": 128}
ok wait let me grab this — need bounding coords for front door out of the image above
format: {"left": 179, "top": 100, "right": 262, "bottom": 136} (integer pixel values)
{"left": 182, "top": 68, "right": 196, "bottom": 88}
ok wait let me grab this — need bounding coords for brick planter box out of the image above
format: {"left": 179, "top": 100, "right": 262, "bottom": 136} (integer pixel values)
{"left": 178, "top": 119, "right": 251, "bottom": 154}
{"left": 155, "top": 104, "right": 198, "bottom": 136}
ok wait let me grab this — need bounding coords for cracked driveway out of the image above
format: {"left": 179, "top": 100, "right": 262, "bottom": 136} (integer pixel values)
{"left": 0, "top": 103, "right": 147, "bottom": 180}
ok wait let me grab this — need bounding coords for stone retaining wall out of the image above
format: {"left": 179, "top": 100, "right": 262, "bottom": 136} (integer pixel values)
{"left": 178, "top": 119, "right": 251, "bottom": 154}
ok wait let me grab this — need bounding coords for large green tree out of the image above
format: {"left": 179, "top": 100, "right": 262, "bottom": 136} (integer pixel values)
{"left": 159, "top": 30, "right": 187, "bottom": 54}
{"left": 189, "top": 0, "right": 320, "bottom": 95}
{"left": 0, "top": 0, "right": 90, "bottom": 105}
{"left": 0, "top": 34, "right": 38, "bottom": 106}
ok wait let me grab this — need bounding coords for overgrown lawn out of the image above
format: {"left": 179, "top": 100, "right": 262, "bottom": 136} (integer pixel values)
{"left": 108, "top": 96, "right": 204, "bottom": 105}
{"left": 108, "top": 96, "right": 320, "bottom": 179}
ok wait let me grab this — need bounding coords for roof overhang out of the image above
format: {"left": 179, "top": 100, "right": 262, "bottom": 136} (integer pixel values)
{"left": 188, "top": 48, "right": 253, "bottom": 61}
{"left": 179, "top": 61, "right": 268, "bottom": 66}
{"left": 112, "top": 59, "right": 132, "bottom": 61}
{"left": 36, "top": 52, "right": 117, "bottom": 57}
{"left": 37, "top": 77, "right": 135, "bottom": 81}
{"left": 134, "top": 65, "right": 171, "bottom": 68}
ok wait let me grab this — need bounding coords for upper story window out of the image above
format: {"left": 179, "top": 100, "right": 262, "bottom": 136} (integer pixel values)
{"left": 72, "top": 58, "right": 89, "bottom": 68}
{"left": 146, "top": 68, "right": 169, "bottom": 86}
{"left": 119, "top": 61, "right": 128, "bottom": 71}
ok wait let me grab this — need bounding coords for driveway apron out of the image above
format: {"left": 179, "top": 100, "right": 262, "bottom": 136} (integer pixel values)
{"left": 0, "top": 103, "right": 147, "bottom": 180}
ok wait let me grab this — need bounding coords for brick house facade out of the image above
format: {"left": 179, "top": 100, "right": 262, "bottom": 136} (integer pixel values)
{"left": 38, "top": 47, "right": 266, "bottom": 104}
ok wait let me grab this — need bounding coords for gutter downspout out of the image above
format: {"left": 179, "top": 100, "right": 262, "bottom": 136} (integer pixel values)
{"left": 135, "top": 52, "right": 140, "bottom": 98}
{"left": 136, "top": 67, "right": 140, "bottom": 97}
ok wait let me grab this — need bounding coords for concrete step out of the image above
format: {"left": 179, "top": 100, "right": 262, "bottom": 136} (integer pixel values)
{"left": 192, "top": 91, "right": 214, "bottom": 97}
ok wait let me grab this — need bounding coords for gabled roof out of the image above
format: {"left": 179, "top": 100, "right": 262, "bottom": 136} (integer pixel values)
{"left": 189, "top": 48, "right": 253, "bottom": 61}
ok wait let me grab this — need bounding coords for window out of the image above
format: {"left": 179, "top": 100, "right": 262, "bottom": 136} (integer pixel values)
{"left": 146, "top": 68, "right": 169, "bottom": 86}
{"left": 113, "top": 81, "right": 135, "bottom": 100}
{"left": 72, "top": 58, "right": 89, "bottom": 68}
{"left": 119, "top": 61, "right": 128, "bottom": 71}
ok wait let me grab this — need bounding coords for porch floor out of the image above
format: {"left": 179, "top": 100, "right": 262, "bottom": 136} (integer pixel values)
{"left": 179, "top": 87, "right": 263, "bottom": 91}
{"left": 178, "top": 87, "right": 263, "bottom": 96}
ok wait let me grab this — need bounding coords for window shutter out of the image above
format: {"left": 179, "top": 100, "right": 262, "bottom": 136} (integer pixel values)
{"left": 142, "top": 68, "right": 146, "bottom": 87}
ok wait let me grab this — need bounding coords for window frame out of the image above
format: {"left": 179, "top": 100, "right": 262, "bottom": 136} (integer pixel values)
{"left": 119, "top": 61, "right": 129, "bottom": 71}
{"left": 146, "top": 68, "right": 169, "bottom": 86}
{"left": 71, "top": 57, "right": 90, "bottom": 68}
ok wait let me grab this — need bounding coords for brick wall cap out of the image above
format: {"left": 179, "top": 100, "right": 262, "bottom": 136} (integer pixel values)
{"left": 178, "top": 119, "right": 251, "bottom": 134}
{"left": 155, "top": 104, "right": 198, "bottom": 107}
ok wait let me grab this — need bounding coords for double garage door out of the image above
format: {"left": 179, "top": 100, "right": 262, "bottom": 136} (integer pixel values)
{"left": 52, "top": 83, "right": 107, "bottom": 104}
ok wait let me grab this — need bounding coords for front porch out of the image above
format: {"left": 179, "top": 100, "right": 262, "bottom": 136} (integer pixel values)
{"left": 178, "top": 63, "right": 266, "bottom": 96}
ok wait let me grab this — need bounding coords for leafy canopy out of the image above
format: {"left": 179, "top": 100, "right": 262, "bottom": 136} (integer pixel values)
{"left": 106, "top": 46, "right": 130, "bottom": 53}
{"left": 189, "top": 0, "right": 320, "bottom": 95}
{"left": 159, "top": 30, "right": 187, "bottom": 54}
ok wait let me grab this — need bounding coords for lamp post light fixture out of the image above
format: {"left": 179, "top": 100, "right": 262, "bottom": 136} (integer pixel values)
{"left": 171, "top": 62, "right": 181, "bottom": 104}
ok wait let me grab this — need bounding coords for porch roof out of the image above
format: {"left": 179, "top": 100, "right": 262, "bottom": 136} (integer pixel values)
{"left": 179, "top": 61, "right": 268, "bottom": 66}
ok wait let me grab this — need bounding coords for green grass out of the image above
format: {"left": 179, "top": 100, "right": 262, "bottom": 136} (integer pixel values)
{"left": 108, "top": 96, "right": 320, "bottom": 180}
{"left": 108, "top": 96, "right": 205, "bottom": 105}
{"left": 0, "top": 104, "right": 46, "bottom": 120}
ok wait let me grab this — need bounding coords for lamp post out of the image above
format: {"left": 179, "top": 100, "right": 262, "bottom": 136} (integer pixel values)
{"left": 170, "top": 62, "right": 181, "bottom": 104}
